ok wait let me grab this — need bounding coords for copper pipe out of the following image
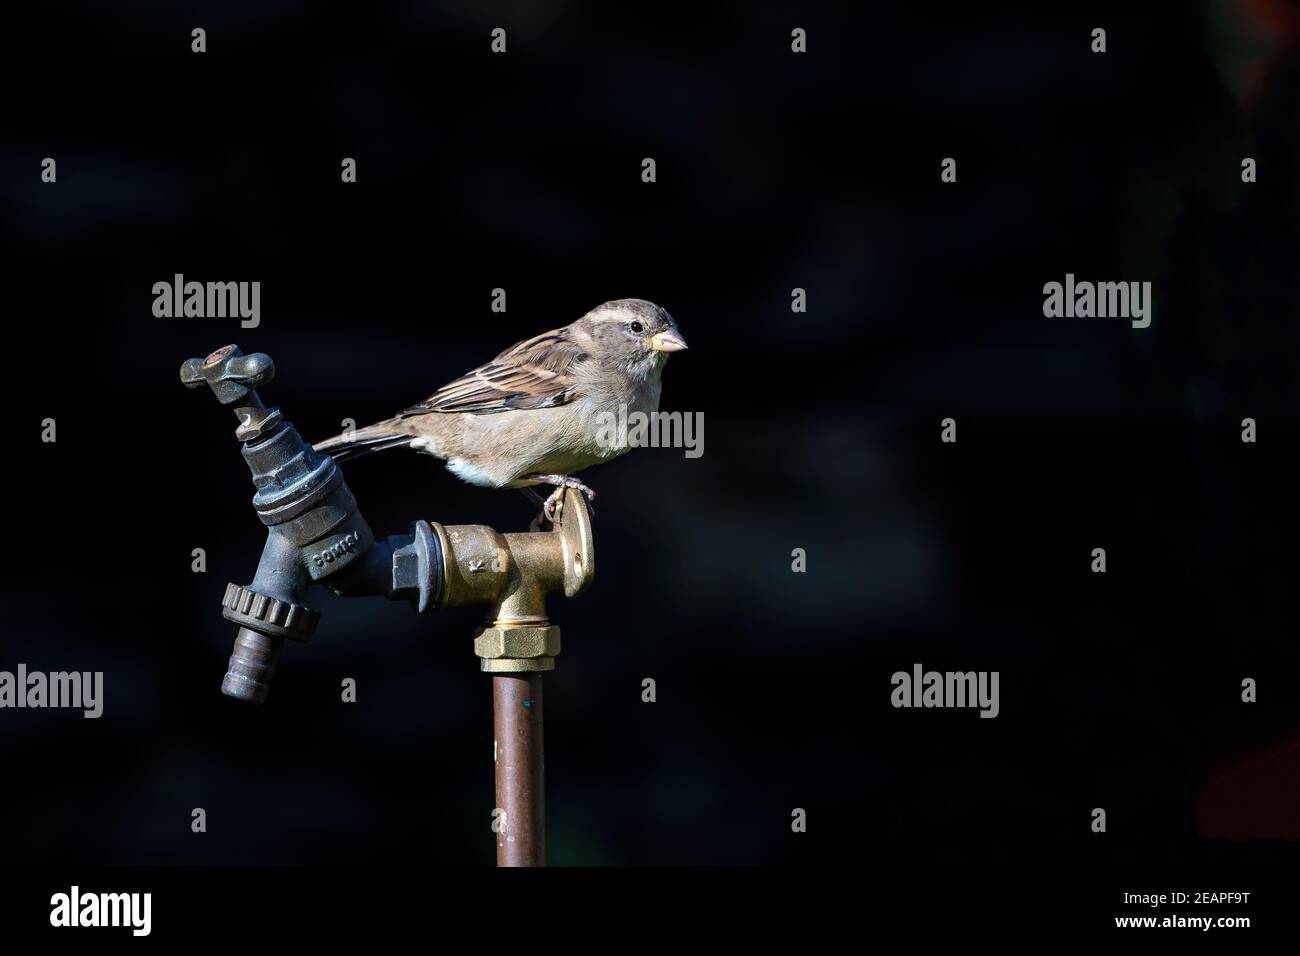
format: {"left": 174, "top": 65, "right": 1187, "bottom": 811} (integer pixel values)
{"left": 493, "top": 674, "right": 545, "bottom": 866}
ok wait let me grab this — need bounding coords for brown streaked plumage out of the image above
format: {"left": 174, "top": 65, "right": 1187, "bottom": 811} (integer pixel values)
{"left": 314, "top": 298, "right": 687, "bottom": 523}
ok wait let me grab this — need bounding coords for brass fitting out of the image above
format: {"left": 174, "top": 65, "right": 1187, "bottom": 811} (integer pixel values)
{"left": 473, "top": 626, "right": 561, "bottom": 672}
{"left": 431, "top": 489, "right": 594, "bottom": 672}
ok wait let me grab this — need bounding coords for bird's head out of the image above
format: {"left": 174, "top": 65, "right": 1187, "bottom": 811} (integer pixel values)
{"left": 580, "top": 298, "right": 687, "bottom": 379}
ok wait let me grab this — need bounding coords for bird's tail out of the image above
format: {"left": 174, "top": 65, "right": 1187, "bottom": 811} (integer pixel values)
{"left": 313, "top": 420, "right": 414, "bottom": 463}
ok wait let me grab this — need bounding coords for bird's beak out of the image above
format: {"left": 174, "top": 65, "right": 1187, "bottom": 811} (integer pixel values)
{"left": 645, "top": 328, "right": 688, "bottom": 352}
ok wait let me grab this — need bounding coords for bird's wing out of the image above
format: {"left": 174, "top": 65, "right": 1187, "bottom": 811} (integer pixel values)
{"left": 397, "top": 328, "right": 586, "bottom": 416}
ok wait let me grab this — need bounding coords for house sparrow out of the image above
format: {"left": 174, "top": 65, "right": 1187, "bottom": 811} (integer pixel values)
{"left": 313, "top": 298, "right": 687, "bottom": 526}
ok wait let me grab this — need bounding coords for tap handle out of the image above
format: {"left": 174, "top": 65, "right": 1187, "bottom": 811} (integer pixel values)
{"left": 180, "top": 344, "right": 275, "bottom": 405}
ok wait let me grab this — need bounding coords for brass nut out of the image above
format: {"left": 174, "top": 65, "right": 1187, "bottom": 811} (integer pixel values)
{"left": 473, "top": 625, "right": 561, "bottom": 660}
{"left": 480, "top": 657, "right": 557, "bottom": 673}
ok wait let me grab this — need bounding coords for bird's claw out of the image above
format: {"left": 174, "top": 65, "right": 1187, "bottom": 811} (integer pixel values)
{"left": 525, "top": 475, "right": 595, "bottom": 530}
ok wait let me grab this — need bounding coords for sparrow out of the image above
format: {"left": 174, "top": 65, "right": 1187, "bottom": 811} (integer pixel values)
{"left": 313, "top": 298, "right": 687, "bottom": 527}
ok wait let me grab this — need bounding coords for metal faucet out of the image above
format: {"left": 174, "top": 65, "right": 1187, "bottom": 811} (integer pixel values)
{"left": 181, "top": 344, "right": 594, "bottom": 866}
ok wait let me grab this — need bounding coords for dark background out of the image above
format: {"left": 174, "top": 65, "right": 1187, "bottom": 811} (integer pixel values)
{"left": 2, "top": 0, "right": 1299, "bottom": 867}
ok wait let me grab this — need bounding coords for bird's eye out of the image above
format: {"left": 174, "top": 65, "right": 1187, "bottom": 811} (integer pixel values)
{"left": 630, "top": 321, "right": 644, "bottom": 334}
